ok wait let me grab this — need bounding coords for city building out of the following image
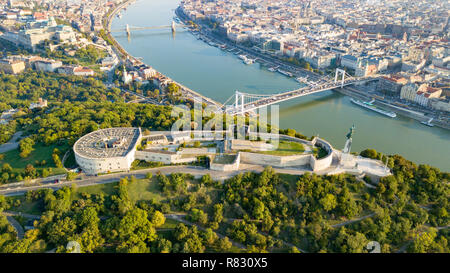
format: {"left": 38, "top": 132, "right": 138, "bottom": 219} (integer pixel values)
{"left": 34, "top": 59, "right": 63, "bottom": 72}
{"left": 377, "top": 75, "right": 408, "bottom": 94}
{"left": 16, "top": 17, "right": 76, "bottom": 51}
{"left": 400, "top": 82, "right": 419, "bottom": 101}
{"left": 73, "top": 66, "right": 95, "bottom": 76}
{"left": 29, "top": 98, "right": 47, "bottom": 110}
{"left": 0, "top": 58, "right": 25, "bottom": 74}
{"left": 414, "top": 85, "right": 442, "bottom": 107}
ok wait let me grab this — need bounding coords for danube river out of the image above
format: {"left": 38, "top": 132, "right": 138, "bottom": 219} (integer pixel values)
{"left": 112, "top": 0, "right": 450, "bottom": 171}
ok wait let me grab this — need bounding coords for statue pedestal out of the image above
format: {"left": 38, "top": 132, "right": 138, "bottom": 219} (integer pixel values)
{"left": 340, "top": 152, "right": 356, "bottom": 168}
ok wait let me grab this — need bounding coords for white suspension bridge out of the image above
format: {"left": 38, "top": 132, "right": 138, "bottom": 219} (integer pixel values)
{"left": 219, "top": 69, "right": 378, "bottom": 115}
{"left": 110, "top": 21, "right": 186, "bottom": 36}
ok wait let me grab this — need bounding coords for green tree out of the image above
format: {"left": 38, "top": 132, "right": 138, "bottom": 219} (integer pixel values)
{"left": 189, "top": 208, "right": 208, "bottom": 226}
{"left": 218, "top": 237, "right": 232, "bottom": 251}
{"left": 360, "top": 149, "right": 378, "bottom": 159}
{"left": 151, "top": 211, "right": 165, "bottom": 228}
{"left": 116, "top": 208, "right": 157, "bottom": 253}
{"left": 320, "top": 193, "right": 337, "bottom": 212}
{"left": 47, "top": 217, "right": 77, "bottom": 245}
{"left": 19, "top": 137, "right": 35, "bottom": 158}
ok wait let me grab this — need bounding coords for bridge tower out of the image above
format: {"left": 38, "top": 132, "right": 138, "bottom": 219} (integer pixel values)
{"left": 171, "top": 21, "right": 176, "bottom": 33}
{"left": 126, "top": 24, "right": 130, "bottom": 36}
{"left": 235, "top": 91, "right": 245, "bottom": 115}
{"left": 335, "top": 68, "right": 346, "bottom": 88}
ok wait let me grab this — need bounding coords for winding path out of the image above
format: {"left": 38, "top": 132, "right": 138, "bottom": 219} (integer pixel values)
{"left": 0, "top": 131, "right": 23, "bottom": 154}
{"left": 3, "top": 213, "right": 25, "bottom": 239}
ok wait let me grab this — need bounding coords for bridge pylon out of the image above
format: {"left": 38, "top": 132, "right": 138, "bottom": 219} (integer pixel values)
{"left": 335, "top": 68, "right": 346, "bottom": 88}
{"left": 126, "top": 24, "right": 130, "bottom": 36}
{"left": 171, "top": 21, "right": 176, "bottom": 33}
{"left": 235, "top": 91, "right": 245, "bottom": 115}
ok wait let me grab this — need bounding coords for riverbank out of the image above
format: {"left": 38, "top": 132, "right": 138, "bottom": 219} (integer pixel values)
{"left": 104, "top": 1, "right": 222, "bottom": 108}
{"left": 336, "top": 87, "right": 450, "bottom": 130}
{"left": 104, "top": 0, "right": 140, "bottom": 61}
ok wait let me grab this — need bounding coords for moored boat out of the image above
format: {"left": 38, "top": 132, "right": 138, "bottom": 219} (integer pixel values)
{"left": 350, "top": 98, "right": 397, "bottom": 118}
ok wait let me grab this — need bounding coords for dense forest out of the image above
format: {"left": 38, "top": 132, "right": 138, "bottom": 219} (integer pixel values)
{"left": 0, "top": 153, "right": 448, "bottom": 253}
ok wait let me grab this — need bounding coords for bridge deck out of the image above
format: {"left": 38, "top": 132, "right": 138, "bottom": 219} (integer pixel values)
{"left": 111, "top": 24, "right": 186, "bottom": 32}
{"left": 228, "top": 77, "right": 376, "bottom": 114}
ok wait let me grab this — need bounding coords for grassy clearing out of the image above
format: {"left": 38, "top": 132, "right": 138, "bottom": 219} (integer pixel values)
{"left": 76, "top": 182, "right": 117, "bottom": 197}
{"left": 7, "top": 196, "right": 44, "bottom": 215}
{"left": 0, "top": 143, "right": 67, "bottom": 175}
{"left": 258, "top": 141, "right": 305, "bottom": 156}
{"left": 63, "top": 150, "right": 77, "bottom": 169}
{"left": 75, "top": 177, "right": 165, "bottom": 203}
{"left": 159, "top": 218, "right": 179, "bottom": 229}
{"left": 126, "top": 178, "right": 165, "bottom": 202}
{"left": 314, "top": 146, "right": 329, "bottom": 159}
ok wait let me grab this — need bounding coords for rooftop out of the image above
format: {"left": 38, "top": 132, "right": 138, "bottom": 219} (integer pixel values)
{"left": 74, "top": 127, "right": 141, "bottom": 159}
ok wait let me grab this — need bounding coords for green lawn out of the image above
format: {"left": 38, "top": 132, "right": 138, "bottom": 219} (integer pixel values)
{"left": 258, "top": 141, "right": 305, "bottom": 156}
{"left": 64, "top": 150, "right": 77, "bottom": 169}
{"left": 159, "top": 218, "right": 179, "bottom": 229}
{"left": 0, "top": 143, "right": 68, "bottom": 177}
{"left": 76, "top": 182, "right": 117, "bottom": 197}
{"left": 76, "top": 177, "right": 165, "bottom": 203}
{"left": 126, "top": 177, "right": 165, "bottom": 202}
{"left": 7, "top": 197, "right": 45, "bottom": 215}
{"left": 314, "top": 146, "right": 329, "bottom": 159}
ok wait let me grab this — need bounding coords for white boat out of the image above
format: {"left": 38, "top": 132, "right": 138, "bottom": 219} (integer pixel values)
{"left": 421, "top": 118, "right": 434, "bottom": 127}
{"left": 268, "top": 66, "right": 278, "bottom": 72}
{"left": 277, "top": 69, "right": 293, "bottom": 77}
{"left": 296, "top": 76, "right": 308, "bottom": 83}
{"left": 238, "top": 54, "right": 247, "bottom": 60}
{"left": 244, "top": 58, "right": 254, "bottom": 65}
{"left": 350, "top": 98, "right": 397, "bottom": 118}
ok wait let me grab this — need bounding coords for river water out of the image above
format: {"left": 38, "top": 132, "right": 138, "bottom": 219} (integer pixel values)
{"left": 112, "top": 0, "right": 450, "bottom": 171}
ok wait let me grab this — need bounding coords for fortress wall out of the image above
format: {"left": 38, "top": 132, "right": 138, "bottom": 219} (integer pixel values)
{"left": 210, "top": 153, "right": 240, "bottom": 172}
{"left": 240, "top": 152, "right": 311, "bottom": 167}
{"left": 135, "top": 150, "right": 177, "bottom": 164}
{"left": 180, "top": 148, "right": 215, "bottom": 155}
{"left": 309, "top": 138, "right": 334, "bottom": 171}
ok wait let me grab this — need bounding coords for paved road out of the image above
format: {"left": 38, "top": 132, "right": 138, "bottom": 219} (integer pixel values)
{"left": 355, "top": 176, "right": 377, "bottom": 189}
{"left": 3, "top": 214, "right": 25, "bottom": 239}
{"left": 0, "top": 131, "right": 23, "bottom": 153}
{"left": 0, "top": 165, "right": 243, "bottom": 196}
{"left": 3, "top": 211, "right": 41, "bottom": 220}
{"left": 0, "top": 163, "right": 342, "bottom": 197}
{"left": 331, "top": 213, "right": 376, "bottom": 228}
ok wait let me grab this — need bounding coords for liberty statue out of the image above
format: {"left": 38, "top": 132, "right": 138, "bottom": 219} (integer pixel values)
{"left": 343, "top": 125, "right": 355, "bottom": 154}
